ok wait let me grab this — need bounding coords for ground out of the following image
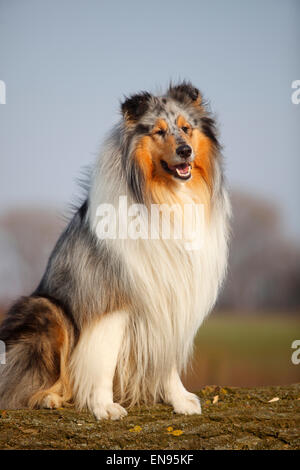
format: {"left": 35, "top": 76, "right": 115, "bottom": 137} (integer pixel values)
{"left": 0, "top": 384, "right": 299, "bottom": 450}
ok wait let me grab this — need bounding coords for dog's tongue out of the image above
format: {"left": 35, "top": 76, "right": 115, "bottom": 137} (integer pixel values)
{"left": 175, "top": 163, "right": 190, "bottom": 175}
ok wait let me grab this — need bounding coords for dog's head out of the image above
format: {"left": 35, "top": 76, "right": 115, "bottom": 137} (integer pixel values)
{"left": 121, "top": 82, "right": 220, "bottom": 202}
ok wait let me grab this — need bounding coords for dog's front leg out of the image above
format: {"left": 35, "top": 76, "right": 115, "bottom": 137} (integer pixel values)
{"left": 71, "top": 310, "right": 128, "bottom": 420}
{"left": 163, "top": 367, "right": 201, "bottom": 415}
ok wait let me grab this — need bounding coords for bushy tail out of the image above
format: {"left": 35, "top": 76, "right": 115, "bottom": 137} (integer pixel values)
{"left": 0, "top": 296, "right": 75, "bottom": 409}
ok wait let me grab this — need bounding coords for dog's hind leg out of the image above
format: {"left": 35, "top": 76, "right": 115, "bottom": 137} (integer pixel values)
{"left": 28, "top": 320, "right": 73, "bottom": 409}
{"left": 70, "top": 310, "right": 128, "bottom": 420}
{"left": 0, "top": 296, "right": 74, "bottom": 410}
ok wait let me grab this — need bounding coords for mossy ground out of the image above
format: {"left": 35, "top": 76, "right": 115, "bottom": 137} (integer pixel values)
{"left": 0, "top": 384, "right": 299, "bottom": 450}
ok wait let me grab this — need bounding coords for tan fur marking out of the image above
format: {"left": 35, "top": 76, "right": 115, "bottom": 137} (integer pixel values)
{"left": 190, "top": 129, "right": 213, "bottom": 190}
{"left": 152, "top": 118, "right": 168, "bottom": 134}
{"left": 176, "top": 115, "right": 192, "bottom": 136}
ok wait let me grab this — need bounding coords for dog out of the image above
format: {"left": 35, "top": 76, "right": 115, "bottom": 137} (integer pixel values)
{"left": 0, "top": 82, "right": 231, "bottom": 419}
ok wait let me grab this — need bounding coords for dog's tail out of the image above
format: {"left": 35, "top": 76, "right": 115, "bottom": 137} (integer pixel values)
{"left": 0, "top": 296, "right": 75, "bottom": 409}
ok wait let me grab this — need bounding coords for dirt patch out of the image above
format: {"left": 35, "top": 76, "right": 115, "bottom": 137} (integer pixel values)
{"left": 0, "top": 384, "right": 299, "bottom": 450}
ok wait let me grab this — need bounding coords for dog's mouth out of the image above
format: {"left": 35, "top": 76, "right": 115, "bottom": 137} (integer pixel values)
{"left": 160, "top": 160, "right": 192, "bottom": 181}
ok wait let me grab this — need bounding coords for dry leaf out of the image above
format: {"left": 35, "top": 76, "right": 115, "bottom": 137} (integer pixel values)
{"left": 213, "top": 395, "right": 219, "bottom": 404}
{"left": 268, "top": 397, "right": 280, "bottom": 403}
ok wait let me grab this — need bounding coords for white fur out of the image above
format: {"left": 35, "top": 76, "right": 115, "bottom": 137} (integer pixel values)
{"left": 70, "top": 310, "right": 128, "bottom": 420}
{"left": 71, "top": 126, "right": 231, "bottom": 417}
{"left": 164, "top": 367, "right": 201, "bottom": 415}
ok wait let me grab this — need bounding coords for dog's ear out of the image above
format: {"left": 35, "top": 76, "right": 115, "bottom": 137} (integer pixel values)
{"left": 167, "top": 81, "right": 202, "bottom": 106}
{"left": 121, "top": 92, "right": 152, "bottom": 122}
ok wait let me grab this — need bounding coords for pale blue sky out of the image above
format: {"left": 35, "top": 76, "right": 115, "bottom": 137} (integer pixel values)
{"left": 0, "top": 0, "right": 299, "bottom": 236}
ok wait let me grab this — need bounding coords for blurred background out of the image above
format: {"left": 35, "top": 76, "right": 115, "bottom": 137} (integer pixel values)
{"left": 0, "top": 0, "right": 299, "bottom": 388}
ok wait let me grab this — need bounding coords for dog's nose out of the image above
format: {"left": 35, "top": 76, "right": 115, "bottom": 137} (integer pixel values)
{"left": 176, "top": 144, "right": 192, "bottom": 159}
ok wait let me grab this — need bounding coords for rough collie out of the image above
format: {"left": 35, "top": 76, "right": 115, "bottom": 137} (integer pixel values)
{"left": 0, "top": 82, "right": 231, "bottom": 419}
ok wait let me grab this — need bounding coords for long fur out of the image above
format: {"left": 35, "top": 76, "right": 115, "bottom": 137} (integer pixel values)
{"left": 0, "top": 82, "right": 231, "bottom": 416}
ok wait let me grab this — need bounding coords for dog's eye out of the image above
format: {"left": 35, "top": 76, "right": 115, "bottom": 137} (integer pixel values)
{"left": 181, "top": 126, "right": 189, "bottom": 134}
{"left": 156, "top": 129, "right": 166, "bottom": 136}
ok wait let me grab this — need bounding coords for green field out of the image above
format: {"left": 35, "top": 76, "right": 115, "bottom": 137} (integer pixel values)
{"left": 184, "top": 313, "right": 300, "bottom": 390}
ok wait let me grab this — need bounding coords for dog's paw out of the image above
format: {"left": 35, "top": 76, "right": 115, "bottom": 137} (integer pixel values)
{"left": 92, "top": 402, "right": 128, "bottom": 421}
{"left": 39, "top": 393, "right": 63, "bottom": 409}
{"left": 172, "top": 392, "right": 202, "bottom": 415}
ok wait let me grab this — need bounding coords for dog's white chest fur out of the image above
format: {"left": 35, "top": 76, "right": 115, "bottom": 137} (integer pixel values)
{"left": 84, "top": 189, "right": 230, "bottom": 408}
